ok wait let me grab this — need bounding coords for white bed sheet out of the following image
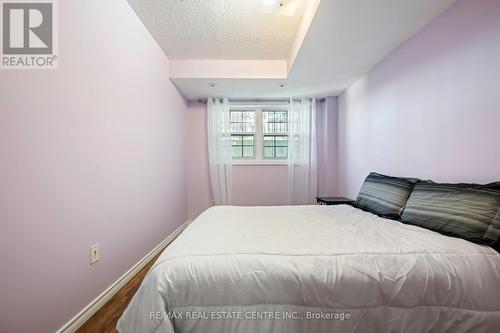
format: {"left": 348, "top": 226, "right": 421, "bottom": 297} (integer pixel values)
{"left": 118, "top": 205, "right": 500, "bottom": 333}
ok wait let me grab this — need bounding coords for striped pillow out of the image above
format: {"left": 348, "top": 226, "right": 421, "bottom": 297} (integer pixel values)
{"left": 401, "top": 181, "right": 500, "bottom": 247}
{"left": 355, "top": 173, "right": 418, "bottom": 218}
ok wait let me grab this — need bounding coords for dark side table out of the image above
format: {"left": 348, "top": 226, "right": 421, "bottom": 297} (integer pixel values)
{"left": 316, "top": 197, "right": 354, "bottom": 206}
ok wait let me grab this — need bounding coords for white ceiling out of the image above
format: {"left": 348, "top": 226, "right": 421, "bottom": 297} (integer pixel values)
{"left": 126, "top": 0, "right": 307, "bottom": 60}
{"left": 127, "top": 0, "right": 458, "bottom": 99}
{"left": 285, "top": 0, "right": 458, "bottom": 97}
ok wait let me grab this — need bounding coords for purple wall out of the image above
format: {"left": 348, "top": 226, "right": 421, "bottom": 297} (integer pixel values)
{"left": 338, "top": 0, "right": 500, "bottom": 199}
{"left": 317, "top": 97, "right": 339, "bottom": 197}
{"left": 232, "top": 165, "right": 290, "bottom": 206}
{"left": 0, "top": 1, "right": 188, "bottom": 332}
{"left": 186, "top": 101, "right": 213, "bottom": 219}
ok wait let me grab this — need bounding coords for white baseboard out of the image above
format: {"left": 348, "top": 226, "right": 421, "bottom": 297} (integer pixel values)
{"left": 56, "top": 220, "right": 191, "bottom": 333}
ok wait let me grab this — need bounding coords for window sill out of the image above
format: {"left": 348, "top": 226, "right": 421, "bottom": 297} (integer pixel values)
{"left": 232, "top": 160, "right": 288, "bottom": 166}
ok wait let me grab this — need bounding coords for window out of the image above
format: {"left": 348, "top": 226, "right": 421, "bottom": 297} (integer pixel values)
{"left": 230, "top": 106, "right": 288, "bottom": 163}
{"left": 263, "top": 135, "right": 288, "bottom": 159}
{"left": 263, "top": 110, "right": 288, "bottom": 159}
{"left": 230, "top": 110, "right": 256, "bottom": 133}
{"left": 230, "top": 110, "right": 255, "bottom": 159}
{"left": 263, "top": 110, "right": 288, "bottom": 134}
{"left": 231, "top": 134, "right": 254, "bottom": 158}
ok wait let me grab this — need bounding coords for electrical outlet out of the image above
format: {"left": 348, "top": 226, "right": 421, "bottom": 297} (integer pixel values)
{"left": 90, "top": 243, "right": 100, "bottom": 264}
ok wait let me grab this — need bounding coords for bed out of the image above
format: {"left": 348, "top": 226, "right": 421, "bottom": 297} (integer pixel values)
{"left": 117, "top": 204, "right": 500, "bottom": 333}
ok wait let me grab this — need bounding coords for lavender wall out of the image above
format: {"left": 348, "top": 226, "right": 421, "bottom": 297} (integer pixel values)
{"left": 0, "top": 1, "right": 187, "bottom": 332}
{"left": 232, "top": 165, "right": 290, "bottom": 206}
{"left": 338, "top": 0, "right": 500, "bottom": 199}
{"left": 317, "top": 97, "right": 339, "bottom": 197}
{"left": 186, "top": 101, "right": 213, "bottom": 219}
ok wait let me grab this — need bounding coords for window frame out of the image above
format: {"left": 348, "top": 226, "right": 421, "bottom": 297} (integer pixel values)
{"left": 231, "top": 134, "right": 255, "bottom": 159}
{"left": 263, "top": 134, "right": 289, "bottom": 159}
{"left": 229, "top": 109, "right": 257, "bottom": 160}
{"left": 230, "top": 105, "right": 289, "bottom": 165}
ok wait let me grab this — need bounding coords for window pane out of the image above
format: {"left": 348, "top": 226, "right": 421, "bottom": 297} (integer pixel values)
{"left": 276, "top": 136, "right": 288, "bottom": 146}
{"left": 232, "top": 134, "right": 254, "bottom": 159}
{"left": 279, "top": 123, "right": 288, "bottom": 133}
{"left": 243, "top": 111, "right": 255, "bottom": 122}
{"left": 230, "top": 123, "right": 242, "bottom": 133}
{"left": 263, "top": 136, "right": 274, "bottom": 147}
{"left": 231, "top": 135, "right": 242, "bottom": 145}
{"left": 232, "top": 147, "right": 242, "bottom": 158}
{"left": 263, "top": 135, "right": 288, "bottom": 159}
{"left": 230, "top": 110, "right": 256, "bottom": 133}
{"left": 263, "top": 110, "right": 288, "bottom": 134}
{"left": 242, "top": 135, "right": 254, "bottom": 145}
{"left": 243, "top": 146, "right": 254, "bottom": 158}
{"left": 237, "top": 111, "right": 243, "bottom": 122}
{"left": 279, "top": 111, "right": 287, "bottom": 122}
{"left": 244, "top": 122, "right": 254, "bottom": 133}
{"left": 264, "top": 147, "right": 275, "bottom": 158}
{"left": 262, "top": 111, "right": 270, "bottom": 122}
{"left": 276, "top": 147, "right": 288, "bottom": 158}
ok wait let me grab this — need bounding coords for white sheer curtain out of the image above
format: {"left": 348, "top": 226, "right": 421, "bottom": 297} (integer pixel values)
{"left": 207, "top": 98, "right": 232, "bottom": 205}
{"left": 288, "top": 98, "right": 318, "bottom": 205}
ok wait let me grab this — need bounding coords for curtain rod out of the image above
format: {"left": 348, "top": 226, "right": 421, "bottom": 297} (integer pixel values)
{"left": 196, "top": 98, "right": 326, "bottom": 104}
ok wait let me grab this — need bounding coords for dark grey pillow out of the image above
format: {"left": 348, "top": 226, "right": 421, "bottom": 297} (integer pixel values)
{"left": 355, "top": 173, "right": 418, "bottom": 218}
{"left": 401, "top": 181, "right": 500, "bottom": 247}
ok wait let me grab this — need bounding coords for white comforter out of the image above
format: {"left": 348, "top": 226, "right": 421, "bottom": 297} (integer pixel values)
{"left": 118, "top": 205, "right": 500, "bottom": 333}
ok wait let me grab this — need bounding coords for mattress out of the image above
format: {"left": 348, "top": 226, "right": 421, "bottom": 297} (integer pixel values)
{"left": 117, "top": 205, "right": 500, "bottom": 333}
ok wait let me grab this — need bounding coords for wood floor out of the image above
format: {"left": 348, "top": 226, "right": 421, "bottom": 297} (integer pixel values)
{"left": 76, "top": 252, "right": 161, "bottom": 333}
